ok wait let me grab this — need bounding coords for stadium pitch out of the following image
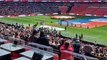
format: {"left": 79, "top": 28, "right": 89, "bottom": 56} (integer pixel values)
{"left": 0, "top": 16, "right": 107, "bottom": 46}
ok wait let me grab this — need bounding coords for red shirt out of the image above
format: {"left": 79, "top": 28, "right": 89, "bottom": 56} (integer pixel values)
{"left": 60, "top": 45, "right": 74, "bottom": 60}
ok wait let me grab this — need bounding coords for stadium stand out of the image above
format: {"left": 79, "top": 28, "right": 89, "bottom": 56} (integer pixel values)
{"left": 0, "top": 2, "right": 71, "bottom": 16}
{"left": 80, "top": 7, "right": 98, "bottom": 16}
{"left": 69, "top": 3, "right": 107, "bottom": 17}
{"left": 0, "top": 22, "right": 107, "bottom": 60}
{"left": 0, "top": 0, "right": 107, "bottom": 60}
{"left": 0, "top": 2, "right": 107, "bottom": 17}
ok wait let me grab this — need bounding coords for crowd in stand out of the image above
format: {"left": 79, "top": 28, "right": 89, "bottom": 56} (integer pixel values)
{"left": 0, "top": 2, "right": 71, "bottom": 16}
{"left": 0, "top": 22, "right": 107, "bottom": 60}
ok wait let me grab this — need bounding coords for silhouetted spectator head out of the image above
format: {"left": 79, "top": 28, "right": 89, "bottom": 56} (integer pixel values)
{"left": 32, "top": 52, "right": 43, "bottom": 60}
{"left": 40, "top": 30, "right": 46, "bottom": 37}
{"left": 64, "top": 42, "right": 70, "bottom": 49}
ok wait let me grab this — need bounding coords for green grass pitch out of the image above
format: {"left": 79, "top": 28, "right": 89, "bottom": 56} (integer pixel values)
{"left": 0, "top": 16, "right": 107, "bottom": 46}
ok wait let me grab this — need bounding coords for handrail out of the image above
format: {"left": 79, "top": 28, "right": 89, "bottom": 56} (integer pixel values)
{"left": 28, "top": 42, "right": 53, "bottom": 52}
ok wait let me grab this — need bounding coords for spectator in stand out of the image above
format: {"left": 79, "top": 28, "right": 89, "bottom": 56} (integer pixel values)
{"left": 73, "top": 39, "right": 81, "bottom": 53}
{"left": 36, "top": 30, "right": 49, "bottom": 46}
{"left": 60, "top": 41, "right": 74, "bottom": 60}
{"left": 29, "top": 30, "right": 38, "bottom": 43}
{"left": 82, "top": 44, "right": 94, "bottom": 57}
